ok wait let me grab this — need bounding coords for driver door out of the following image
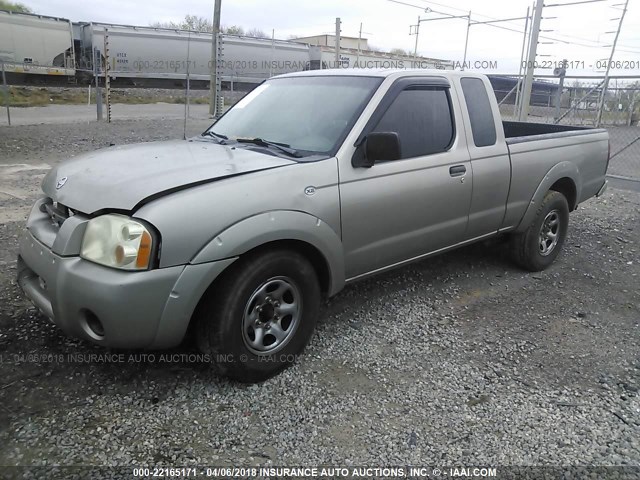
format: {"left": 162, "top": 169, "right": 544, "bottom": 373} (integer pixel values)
{"left": 339, "top": 77, "right": 473, "bottom": 280}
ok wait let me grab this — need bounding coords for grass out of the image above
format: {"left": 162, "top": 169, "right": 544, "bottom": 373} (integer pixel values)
{"left": 0, "top": 86, "right": 209, "bottom": 107}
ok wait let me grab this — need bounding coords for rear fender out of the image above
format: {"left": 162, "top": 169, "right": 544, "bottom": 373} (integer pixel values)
{"left": 515, "top": 161, "right": 581, "bottom": 232}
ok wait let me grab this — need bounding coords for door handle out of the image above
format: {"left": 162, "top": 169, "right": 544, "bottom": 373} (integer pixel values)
{"left": 449, "top": 165, "right": 466, "bottom": 177}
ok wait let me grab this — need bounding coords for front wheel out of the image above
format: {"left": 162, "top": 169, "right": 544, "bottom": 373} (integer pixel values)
{"left": 195, "top": 249, "right": 321, "bottom": 383}
{"left": 510, "top": 190, "right": 570, "bottom": 271}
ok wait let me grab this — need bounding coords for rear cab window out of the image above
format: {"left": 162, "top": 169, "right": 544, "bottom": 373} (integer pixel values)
{"left": 460, "top": 77, "right": 497, "bottom": 147}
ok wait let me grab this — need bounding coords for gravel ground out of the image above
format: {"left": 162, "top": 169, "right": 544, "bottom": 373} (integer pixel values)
{"left": 0, "top": 118, "right": 639, "bottom": 474}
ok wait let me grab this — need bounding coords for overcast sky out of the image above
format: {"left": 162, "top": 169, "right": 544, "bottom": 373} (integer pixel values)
{"left": 21, "top": 0, "right": 640, "bottom": 76}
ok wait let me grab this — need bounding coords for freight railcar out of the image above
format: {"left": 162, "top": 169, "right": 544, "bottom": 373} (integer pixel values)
{"left": 0, "top": 10, "right": 454, "bottom": 89}
{"left": 0, "top": 10, "right": 76, "bottom": 81}
{"left": 80, "top": 22, "right": 311, "bottom": 86}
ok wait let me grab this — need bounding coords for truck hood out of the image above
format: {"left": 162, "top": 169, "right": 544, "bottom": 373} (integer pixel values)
{"left": 42, "top": 139, "right": 296, "bottom": 214}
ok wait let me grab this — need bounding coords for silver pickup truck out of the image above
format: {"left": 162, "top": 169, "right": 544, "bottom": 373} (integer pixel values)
{"left": 17, "top": 70, "right": 609, "bottom": 382}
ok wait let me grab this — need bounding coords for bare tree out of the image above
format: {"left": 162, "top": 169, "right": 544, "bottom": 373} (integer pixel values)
{"left": 245, "top": 27, "right": 268, "bottom": 38}
{"left": 390, "top": 48, "right": 409, "bottom": 56}
{"left": 182, "top": 14, "right": 213, "bottom": 32}
{"left": 150, "top": 15, "right": 212, "bottom": 32}
{"left": 222, "top": 25, "right": 245, "bottom": 35}
{"left": 0, "top": 0, "right": 32, "bottom": 12}
{"left": 150, "top": 15, "right": 261, "bottom": 37}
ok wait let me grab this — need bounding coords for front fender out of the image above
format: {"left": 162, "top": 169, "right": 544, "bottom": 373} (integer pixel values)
{"left": 191, "top": 210, "right": 345, "bottom": 296}
{"left": 515, "top": 161, "right": 581, "bottom": 232}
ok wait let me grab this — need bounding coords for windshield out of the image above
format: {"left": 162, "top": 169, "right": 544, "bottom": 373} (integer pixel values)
{"left": 205, "top": 76, "right": 383, "bottom": 156}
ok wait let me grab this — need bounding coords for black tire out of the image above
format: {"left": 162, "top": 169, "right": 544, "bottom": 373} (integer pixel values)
{"left": 195, "top": 248, "right": 321, "bottom": 383}
{"left": 511, "top": 190, "right": 570, "bottom": 272}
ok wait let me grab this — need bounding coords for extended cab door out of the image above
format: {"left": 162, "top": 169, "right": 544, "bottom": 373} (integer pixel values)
{"left": 454, "top": 76, "right": 511, "bottom": 238}
{"left": 339, "top": 77, "right": 473, "bottom": 280}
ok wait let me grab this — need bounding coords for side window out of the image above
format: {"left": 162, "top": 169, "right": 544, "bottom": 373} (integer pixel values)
{"left": 460, "top": 77, "right": 497, "bottom": 147}
{"left": 372, "top": 87, "right": 454, "bottom": 159}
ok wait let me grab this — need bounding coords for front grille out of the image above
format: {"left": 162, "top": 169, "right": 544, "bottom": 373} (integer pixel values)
{"left": 41, "top": 199, "right": 74, "bottom": 227}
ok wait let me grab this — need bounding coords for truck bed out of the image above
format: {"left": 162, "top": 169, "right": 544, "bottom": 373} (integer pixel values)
{"left": 503, "top": 121, "right": 602, "bottom": 144}
{"left": 501, "top": 120, "right": 609, "bottom": 227}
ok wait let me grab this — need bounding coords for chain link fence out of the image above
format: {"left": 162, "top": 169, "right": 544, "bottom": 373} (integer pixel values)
{"left": 495, "top": 76, "right": 640, "bottom": 181}
{"left": 2, "top": 67, "right": 639, "bottom": 183}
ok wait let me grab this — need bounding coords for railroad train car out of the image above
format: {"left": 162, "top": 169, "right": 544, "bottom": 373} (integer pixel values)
{"left": 0, "top": 10, "right": 76, "bottom": 78}
{"left": 80, "top": 22, "right": 312, "bottom": 85}
{"left": 0, "top": 10, "right": 455, "bottom": 88}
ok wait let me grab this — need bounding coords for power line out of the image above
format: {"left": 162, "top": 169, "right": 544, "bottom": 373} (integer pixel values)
{"left": 451, "top": 0, "right": 640, "bottom": 52}
{"left": 385, "top": 0, "right": 640, "bottom": 54}
{"left": 545, "top": 0, "right": 607, "bottom": 7}
{"left": 395, "top": 0, "right": 640, "bottom": 52}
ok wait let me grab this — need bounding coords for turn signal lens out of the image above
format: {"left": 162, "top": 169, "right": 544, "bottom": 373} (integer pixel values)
{"left": 136, "top": 231, "right": 152, "bottom": 269}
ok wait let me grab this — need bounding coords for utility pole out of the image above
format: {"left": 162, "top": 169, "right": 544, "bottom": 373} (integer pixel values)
{"left": 553, "top": 59, "right": 567, "bottom": 122}
{"left": 411, "top": 16, "right": 420, "bottom": 60}
{"left": 335, "top": 17, "right": 341, "bottom": 68}
{"left": 518, "top": 0, "right": 544, "bottom": 121}
{"left": 411, "top": 11, "right": 470, "bottom": 67}
{"left": 514, "top": 6, "right": 531, "bottom": 117}
{"left": 269, "top": 29, "right": 275, "bottom": 77}
{"left": 94, "top": 47, "right": 102, "bottom": 121}
{"left": 357, "top": 22, "right": 362, "bottom": 66}
{"left": 627, "top": 90, "right": 637, "bottom": 126}
{"left": 1, "top": 61, "right": 10, "bottom": 126}
{"left": 596, "top": 0, "right": 628, "bottom": 127}
{"left": 183, "top": 31, "right": 192, "bottom": 140}
{"left": 461, "top": 11, "right": 471, "bottom": 71}
{"left": 104, "top": 28, "right": 111, "bottom": 123}
{"left": 209, "top": 0, "right": 222, "bottom": 117}
{"left": 465, "top": 13, "right": 528, "bottom": 74}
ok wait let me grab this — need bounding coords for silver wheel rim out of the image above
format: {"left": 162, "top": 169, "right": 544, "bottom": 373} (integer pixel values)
{"left": 242, "top": 276, "right": 302, "bottom": 355}
{"left": 539, "top": 209, "right": 561, "bottom": 256}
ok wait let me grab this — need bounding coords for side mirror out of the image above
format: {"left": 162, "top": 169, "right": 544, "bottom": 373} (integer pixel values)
{"left": 352, "top": 132, "right": 402, "bottom": 168}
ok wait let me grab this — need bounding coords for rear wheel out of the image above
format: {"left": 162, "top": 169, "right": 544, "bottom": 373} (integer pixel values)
{"left": 511, "top": 190, "right": 569, "bottom": 271}
{"left": 195, "top": 249, "right": 320, "bottom": 383}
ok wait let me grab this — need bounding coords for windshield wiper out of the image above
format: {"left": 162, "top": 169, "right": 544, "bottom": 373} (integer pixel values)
{"left": 236, "top": 137, "right": 302, "bottom": 158}
{"left": 202, "top": 131, "right": 229, "bottom": 144}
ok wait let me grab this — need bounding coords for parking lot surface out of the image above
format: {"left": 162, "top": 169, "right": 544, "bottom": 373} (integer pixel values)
{"left": 0, "top": 115, "right": 638, "bottom": 468}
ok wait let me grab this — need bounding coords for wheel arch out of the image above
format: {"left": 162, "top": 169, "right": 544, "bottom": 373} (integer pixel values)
{"left": 549, "top": 177, "right": 577, "bottom": 211}
{"left": 232, "top": 239, "right": 333, "bottom": 298}
{"left": 191, "top": 210, "right": 345, "bottom": 297}
{"left": 515, "top": 162, "right": 581, "bottom": 232}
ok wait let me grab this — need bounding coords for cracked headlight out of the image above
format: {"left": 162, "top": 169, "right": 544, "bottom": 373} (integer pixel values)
{"left": 80, "top": 214, "right": 154, "bottom": 270}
